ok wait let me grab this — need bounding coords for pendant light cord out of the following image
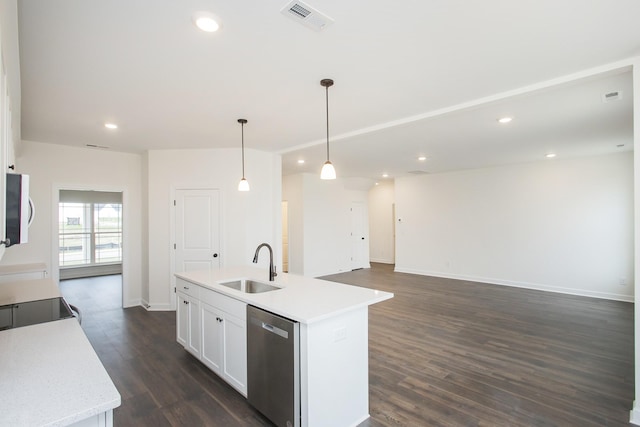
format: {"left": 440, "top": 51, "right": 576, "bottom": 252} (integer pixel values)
{"left": 325, "top": 85, "right": 330, "bottom": 161}
{"left": 242, "top": 123, "right": 244, "bottom": 178}
{"left": 241, "top": 121, "right": 246, "bottom": 178}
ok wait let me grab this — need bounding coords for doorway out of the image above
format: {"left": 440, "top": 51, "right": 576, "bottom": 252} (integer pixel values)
{"left": 55, "top": 187, "right": 126, "bottom": 308}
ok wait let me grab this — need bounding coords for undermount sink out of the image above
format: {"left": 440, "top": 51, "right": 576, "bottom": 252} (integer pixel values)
{"left": 219, "top": 279, "right": 280, "bottom": 294}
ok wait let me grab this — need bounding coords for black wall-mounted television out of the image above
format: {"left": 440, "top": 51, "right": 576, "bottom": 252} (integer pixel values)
{"left": 5, "top": 173, "right": 30, "bottom": 246}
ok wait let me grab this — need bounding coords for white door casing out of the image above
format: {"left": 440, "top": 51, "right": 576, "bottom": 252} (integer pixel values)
{"left": 350, "top": 202, "right": 367, "bottom": 270}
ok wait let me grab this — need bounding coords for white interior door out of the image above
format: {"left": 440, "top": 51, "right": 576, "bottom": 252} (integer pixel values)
{"left": 350, "top": 202, "right": 367, "bottom": 270}
{"left": 175, "top": 189, "right": 221, "bottom": 274}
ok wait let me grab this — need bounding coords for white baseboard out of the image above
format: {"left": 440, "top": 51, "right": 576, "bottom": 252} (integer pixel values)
{"left": 393, "top": 266, "right": 633, "bottom": 302}
{"left": 60, "top": 264, "right": 123, "bottom": 280}
{"left": 630, "top": 401, "right": 640, "bottom": 425}
{"left": 369, "top": 258, "right": 394, "bottom": 264}
{"left": 143, "top": 301, "right": 173, "bottom": 311}
{"left": 123, "top": 299, "right": 141, "bottom": 308}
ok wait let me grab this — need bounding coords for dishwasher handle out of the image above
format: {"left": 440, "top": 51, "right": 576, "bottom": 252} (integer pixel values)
{"left": 261, "top": 321, "right": 289, "bottom": 339}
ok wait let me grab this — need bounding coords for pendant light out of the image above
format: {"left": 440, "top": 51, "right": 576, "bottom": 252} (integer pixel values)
{"left": 320, "top": 78, "right": 336, "bottom": 180}
{"left": 238, "top": 118, "right": 250, "bottom": 191}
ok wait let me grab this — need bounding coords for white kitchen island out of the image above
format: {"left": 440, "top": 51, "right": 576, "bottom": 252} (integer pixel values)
{"left": 0, "top": 279, "right": 121, "bottom": 427}
{"left": 175, "top": 266, "right": 393, "bottom": 427}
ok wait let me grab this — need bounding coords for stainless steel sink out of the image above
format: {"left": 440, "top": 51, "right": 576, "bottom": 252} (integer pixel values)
{"left": 245, "top": 280, "right": 279, "bottom": 293}
{"left": 220, "top": 280, "right": 242, "bottom": 291}
{"left": 219, "top": 279, "right": 280, "bottom": 293}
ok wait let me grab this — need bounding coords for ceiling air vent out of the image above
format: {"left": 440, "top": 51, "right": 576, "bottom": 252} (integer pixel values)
{"left": 602, "top": 91, "right": 622, "bottom": 103}
{"left": 407, "top": 170, "right": 429, "bottom": 175}
{"left": 281, "top": 0, "right": 334, "bottom": 31}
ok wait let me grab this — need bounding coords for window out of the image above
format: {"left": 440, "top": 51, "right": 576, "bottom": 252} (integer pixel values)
{"left": 59, "top": 198, "right": 122, "bottom": 268}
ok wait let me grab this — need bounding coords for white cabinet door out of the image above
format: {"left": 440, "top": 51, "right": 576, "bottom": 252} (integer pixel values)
{"left": 201, "top": 302, "right": 223, "bottom": 374}
{"left": 176, "top": 292, "right": 189, "bottom": 347}
{"left": 177, "top": 291, "right": 201, "bottom": 358}
{"left": 176, "top": 282, "right": 247, "bottom": 396}
{"left": 222, "top": 313, "right": 247, "bottom": 396}
{"left": 187, "top": 297, "right": 201, "bottom": 358}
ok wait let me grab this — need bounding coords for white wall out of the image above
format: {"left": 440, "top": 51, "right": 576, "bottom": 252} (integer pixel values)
{"left": 0, "top": 140, "right": 143, "bottom": 307}
{"left": 368, "top": 182, "right": 395, "bottom": 264}
{"left": 0, "top": 0, "right": 20, "bottom": 144}
{"left": 145, "top": 148, "right": 281, "bottom": 310}
{"left": 630, "top": 59, "right": 640, "bottom": 426}
{"left": 395, "top": 152, "right": 634, "bottom": 301}
{"left": 141, "top": 152, "right": 150, "bottom": 305}
{"left": 283, "top": 173, "right": 371, "bottom": 277}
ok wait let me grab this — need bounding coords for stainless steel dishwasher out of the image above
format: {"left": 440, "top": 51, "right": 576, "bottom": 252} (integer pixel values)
{"left": 247, "top": 305, "right": 300, "bottom": 427}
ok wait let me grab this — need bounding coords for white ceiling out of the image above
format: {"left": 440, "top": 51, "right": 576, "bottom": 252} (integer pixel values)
{"left": 17, "top": 0, "right": 639, "bottom": 181}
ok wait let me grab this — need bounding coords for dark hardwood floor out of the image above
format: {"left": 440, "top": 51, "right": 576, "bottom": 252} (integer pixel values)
{"left": 60, "top": 264, "right": 634, "bottom": 426}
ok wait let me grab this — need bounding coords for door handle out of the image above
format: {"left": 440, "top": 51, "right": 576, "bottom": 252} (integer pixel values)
{"left": 213, "top": 253, "right": 218, "bottom": 258}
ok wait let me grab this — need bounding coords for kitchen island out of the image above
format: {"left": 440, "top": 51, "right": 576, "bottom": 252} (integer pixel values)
{"left": 175, "top": 266, "right": 393, "bottom": 427}
{"left": 0, "top": 278, "right": 121, "bottom": 426}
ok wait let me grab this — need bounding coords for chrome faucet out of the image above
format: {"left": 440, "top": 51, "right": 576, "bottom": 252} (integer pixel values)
{"left": 253, "top": 243, "right": 277, "bottom": 281}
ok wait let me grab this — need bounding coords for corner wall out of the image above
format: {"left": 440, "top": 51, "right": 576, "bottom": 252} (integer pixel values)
{"left": 283, "top": 173, "right": 371, "bottom": 277}
{"left": 395, "top": 152, "right": 634, "bottom": 301}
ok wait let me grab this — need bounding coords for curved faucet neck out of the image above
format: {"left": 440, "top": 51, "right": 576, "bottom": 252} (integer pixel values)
{"left": 252, "top": 243, "right": 277, "bottom": 281}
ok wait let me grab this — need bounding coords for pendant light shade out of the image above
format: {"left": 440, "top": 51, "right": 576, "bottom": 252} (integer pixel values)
{"left": 320, "top": 78, "right": 336, "bottom": 180}
{"left": 237, "top": 118, "right": 250, "bottom": 192}
{"left": 321, "top": 161, "right": 336, "bottom": 180}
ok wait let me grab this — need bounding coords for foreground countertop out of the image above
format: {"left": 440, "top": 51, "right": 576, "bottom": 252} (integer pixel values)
{"left": 0, "top": 279, "right": 121, "bottom": 427}
{"left": 176, "top": 266, "right": 393, "bottom": 324}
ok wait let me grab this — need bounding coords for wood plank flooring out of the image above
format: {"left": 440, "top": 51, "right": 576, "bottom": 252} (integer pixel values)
{"left": 60, "top": 264, "right": 634, "bottom": 426}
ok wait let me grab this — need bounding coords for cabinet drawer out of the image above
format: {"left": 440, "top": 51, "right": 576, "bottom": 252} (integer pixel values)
{"left": 176, "top": 278, "right": 200, "bottom": 299}
{"left": 200, "top": 287, "right": 246, "bottom": 320}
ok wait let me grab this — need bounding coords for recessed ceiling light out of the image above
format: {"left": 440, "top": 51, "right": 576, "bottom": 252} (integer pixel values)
{"left": 545, "top": 153, "right": 556, "bottom": 158}
{"left": 418, "top": 156, "right": 427, "bottom": 161}
{"left": 193, "top": 11, "right": 221, "bottom": 32}
{"left": 297, "top": 159, "right": 305, "bottom": 164}
{"left": 104, "top": 123, "right": 118, "bottom": 129}
{"left": 375, "top": 182, "right": 379, "bottom": 186}
{"left": 497, "top": 117, "right": 513, "bottom": 124}
{"left": 382, "top": 173, "right": 389, "bottom": 178}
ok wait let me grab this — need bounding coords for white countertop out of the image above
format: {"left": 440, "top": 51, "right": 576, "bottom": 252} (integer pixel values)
{"left": 0, "top": 279, "right": 121, "bottom": 426}
{"left": 0, "top": 318, "right": 121, "bottom": 426}
{"left": 176, "top": 266, "right": 393, "bottom": 324}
